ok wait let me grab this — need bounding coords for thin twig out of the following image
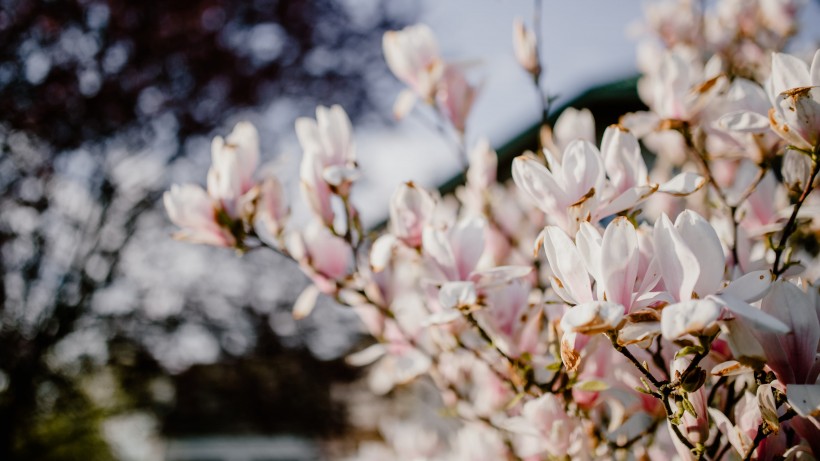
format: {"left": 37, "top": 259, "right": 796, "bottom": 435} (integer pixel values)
{"left": 773, "top": 147, "right": 820, "bottom": 277}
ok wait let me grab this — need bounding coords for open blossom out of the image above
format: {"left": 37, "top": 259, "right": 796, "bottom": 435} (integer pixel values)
{"left": 297, "top": 104, "right": 356, "bottom": 226}
{"left": 164, "top": 184, "right": 236, "bottom": 247}
{"left": 208, "top": 121, "right": 260, "bottom": 220}
{"left": 514, "top": 127, "right": 704, "bottom": 234}
{"left": 383, "top": 24, "right": 442, "bottom": 101}
{"left": 722, "top": 50, "right": 820, "bottom": 151}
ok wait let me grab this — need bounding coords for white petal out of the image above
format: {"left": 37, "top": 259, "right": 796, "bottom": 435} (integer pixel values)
{"left": 470, "top": 265, "right": 533, "bottom": 288}
{"left": 771, "top": 52, "right": 811, "bottom": 97}
{"left": 721, "top": 270, "right": 773, "bottom": 303}
{"left": 370, "top": 234, "right": 398, "bottom": 273}
{"left": 293, "top": 284, "right": 320, "bottom": 320}
{"left": 715, "top": 293, "right": 790, "bottom": 334}
{"left": 346, "top": 343, "right": 386, "bottom": 366}
{"left": 542, "top": 226, "right": 593, "bottom": 304}
{"left": 657, "top": 172, "right": 706, "bottom": 196}
{"left": 393, "top": 89, "right": 417, "bottom": 120}
{"left": 661, "top": 299, "right": 721, "bottom": 339}
{"left": 597, "top": 184, "right": 658, "bottom": 217}
{"left": 654, "top": 214, "right": 700, "bottom": 302}
{"left": 601, "top": 217, "right": 639, "bottom": 307}
{"left": 787, "top": 385, "right": 820, "bottom": 418}
{"left": 675, "top": 210, "right": 725, "bottom": 297}
{"left": 439, "top": 281, "right": 477, "bottom": 310}
{"left": 560, "top": 301, "right": 624, "bottom": 334}
{"left": 718, "top": 111, "right": 771, "bottom": 133}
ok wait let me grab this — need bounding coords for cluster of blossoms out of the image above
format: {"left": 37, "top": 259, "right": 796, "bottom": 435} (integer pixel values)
{"left": 165, "top": 0, "right": 820, "bottom": 459}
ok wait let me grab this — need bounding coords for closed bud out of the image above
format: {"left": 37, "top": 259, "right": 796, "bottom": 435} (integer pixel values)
{"left": 680, "top": 366, "right": 707, "bottom": 393}
{"left": 512, "top": 18, "right": 539, "bottom": 75}
{"left": 782, "top": 148, "right": 814, "bottom": 194}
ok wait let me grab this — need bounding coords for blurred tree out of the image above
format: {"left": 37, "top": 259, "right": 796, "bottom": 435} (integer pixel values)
{"left": 0, "top": 0, "right": 412, "bottom": 458}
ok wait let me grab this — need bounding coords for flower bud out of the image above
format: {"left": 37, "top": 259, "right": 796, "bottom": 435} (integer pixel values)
{"left": 512, "top": 18, "right": 539, "bottom": 75}
{"left": 782, "top": 148, "right": 814, "bottom": 193}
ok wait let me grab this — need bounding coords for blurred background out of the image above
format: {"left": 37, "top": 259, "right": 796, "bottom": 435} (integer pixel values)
{"left": 1, "top": 0, "right": 815, "bottom": 460}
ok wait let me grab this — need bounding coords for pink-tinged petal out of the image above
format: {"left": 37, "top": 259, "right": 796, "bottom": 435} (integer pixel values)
{"left": 719, "top": 318, "right": 767, "bottom": 367}
{"left": 422, "top": 226, "right": 457, "bottom": 280}
{"left": 661, "top": 298, "right": 721, "bottom": 339}
{"left": 771, "top": 52, "right": 811, "bottom": 98}
{"left": 292, "top": 284, "right": 320, "bottom": 320}
{"left": 517, "top": 306, "right": 543, "bottom": 356}
{"left": 721, "top": 270, "right": 773, "bottom": 303}
{"left": 653, "top": 213, "right": 700, "bottom": 302}
{"left": 758, "top": 281, "right": 819, "bottom": 383}
{"left": 450, "top": 217, "right": 486, "bottom": 280}
{"left": 601, "top": 125, "right": 647, "bottom": 193}
{"left": 299, "top": 152, "right": 335, "bottom": 226}
{"left": 436, "top": 64, "right": 476, "bottom": 133}
{"left": 787, "top": 385, "right": 820, "bottom": 418}
{"left": 225, "top": 121, "right": 260, "bottom": 192}
{"left": 560, "top": 301, "right": 624, "bottom": 334}
{"left": 316, "top": 105, "right": 354, "bottom": 164}
{"left": 553, "top": 107, "right": 596, "bottom": 150}
{"left": 715, "top": 293, "right": 790, "bottom": 334}
{"left": 542, "top": 226, "right": 593, "bottom": 304}
{"left": 637, "top": 258, "right": 663, "bottom": 297}
{"left": 708, "top": 407, "right": 752, "bottom": 455}
{"left": 597, "top": 184, "right": 657, "bottom": 218}
{"left": 302, "top": 221, "right": 353, "bottom": 282}
{"left": 601, "top": 217, "right": 639, "bottom": 308}
{"left": 675, "top": 210, "right": 725, "bottom": 297}
{"left": 560, "top": 140, "right": 605, "bottom": 201}
{"left": 575, "top": 222, "right": 604, "bottom": 295}
{"left": 657, "top": 172, "right": 706, "bottom": 196}
{"left": 389, "top": 182, "right": 435, "bottom": 248}
{"left": 718, "top": 111, "right": 771, "bottom": 133}
{"left": 163, "top": 184, "right": 235, "bottom": 247}
{"left": 382, "top": 24, "right": 441, "bottom": 99}
{"left": 511, "top": 154, "right": 568, "bottom": 216}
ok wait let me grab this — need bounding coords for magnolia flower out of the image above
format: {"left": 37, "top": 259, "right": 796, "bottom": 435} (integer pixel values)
{"left": 767, "top": 50, "right": 820, "bottom": 151}
{"left": 722, "top": 50, "right": 820, "bottom": 151}
{"left": 287, "top": 220, "right": 353, "bottom": 295}
{"left": 513, "top": 129, "right": 703, "bottom": 234}
{"left": 297, "top": 105, "right": 356, "bottom": 226}
{"left": 296, "top": 105, "right": 357, "bottom": 192}
{"left": 436, "top": 64, "right": 476, "bottom": 133}
{"left": 755, "top": 280, "right": 820, "bottom": 384}
{"left": 422, "top": 217, "right": 486, "bottom": 282}
{"left": 389, "top": 182, "right": 436, "bottom": 249}
{"left": 512, "top": 18, "right": 539, "bottom": 75}
{"left": 655, "top": 210, "right": 790, "bottom": 340}
{"left": 253, "top": 177, "right": 288, "bottom": 246}
{"left": 501, "top": 393, "right": 581, "bottom": 458}
{"left": 383, "top": 23, "right": 444, "bottom": 118}
{"left": 207, "top": 121, "right": 260, "bottom": 220}
{"left": 164, "top": 184, "right": 236, "bottom": 247}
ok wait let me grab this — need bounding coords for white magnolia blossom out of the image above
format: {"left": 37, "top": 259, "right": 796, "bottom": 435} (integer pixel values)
{"left": 164, "top": 4, "right": 820, "bottom": 460}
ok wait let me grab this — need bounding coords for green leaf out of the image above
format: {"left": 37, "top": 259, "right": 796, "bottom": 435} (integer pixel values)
{"left": 675, "top": 345, "right": 704, "bottom": 359}
{"left": 574, "top": 380, "right": 610, "bottom": 392}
